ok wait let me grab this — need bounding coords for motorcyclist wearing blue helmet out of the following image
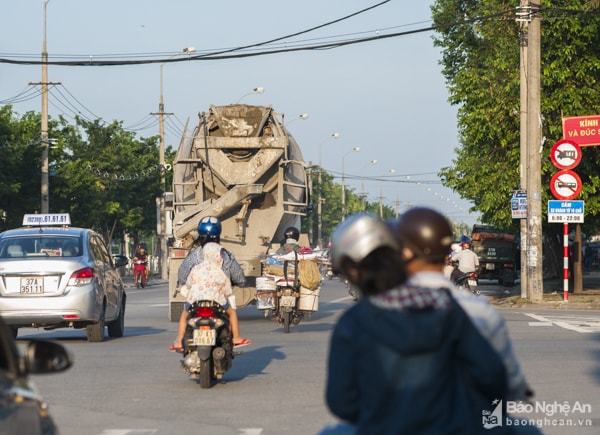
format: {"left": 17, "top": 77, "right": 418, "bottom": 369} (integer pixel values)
{"left": 170, "top": 216, "right": 251, "bottom": 351}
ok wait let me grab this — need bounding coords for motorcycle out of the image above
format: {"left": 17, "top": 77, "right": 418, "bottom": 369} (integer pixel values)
{"left": 346, "top": 279, "right": 360, "bottom": 301}
{"left": 275, "top": 277, "right": 303, "bottom": 333}
{"left": 454, "top": 270, "right": 480, "bottom": 295}
{"left": 133, "top": 258, "right": 148, "bottom": 288}
{"left": 258, "top": 255, "right": 320, "bottom": 333}
{"left": 179, "top": 300, "right": 234, "bottom": 388}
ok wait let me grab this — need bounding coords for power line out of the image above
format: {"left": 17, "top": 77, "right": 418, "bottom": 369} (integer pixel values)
{"left": 0, "top": 4, "right": 521, "bottom": 67}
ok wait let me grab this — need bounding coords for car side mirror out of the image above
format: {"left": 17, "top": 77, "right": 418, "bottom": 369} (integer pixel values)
{"left": 112, "top": 255, "right": 129, "bottom": 268}
{"left": 22, "top": 340, "right": 73, "bottom": 374}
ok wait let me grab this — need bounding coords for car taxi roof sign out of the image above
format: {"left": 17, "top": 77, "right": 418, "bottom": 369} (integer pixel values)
{"left": 23, "top": 213, "right": 71, "bottom": 226}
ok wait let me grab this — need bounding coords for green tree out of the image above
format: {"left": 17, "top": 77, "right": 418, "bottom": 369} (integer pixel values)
{"left": 432, "top": 0, "right": 600, "bottom": 236}
{"left": 304, "top": 169, "right": 397, "bottom": 246}
{"left": 0, "top": 108, "right": 170, "bottom": 249}
{"left": 0, "top": 107, "right": 56, "bottom": 228}
{"left": 53, "top": 117, "right": 164, "bottom": 246}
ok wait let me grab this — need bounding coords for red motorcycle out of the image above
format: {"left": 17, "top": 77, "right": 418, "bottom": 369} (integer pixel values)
{"left": 133, "top": 258, "right": 148, "bottom": 288}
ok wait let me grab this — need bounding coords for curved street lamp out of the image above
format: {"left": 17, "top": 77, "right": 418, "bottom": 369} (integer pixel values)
{"left": 236, "top": 87, "right": 265, "bottom": 104}
{"left": 286, "top": 113, "right": 309, "bottom": 127}
{"left": 361, "top": 159, "right": 378, "bottom": 209}
{"left": 341, "top": 147, "right": 361, "bottom": 221}
{"left": 317, "top": 133, "right": 340, "bottom": 248}
{"left": 379, "top": 169, "right": 395, "bottom": 218}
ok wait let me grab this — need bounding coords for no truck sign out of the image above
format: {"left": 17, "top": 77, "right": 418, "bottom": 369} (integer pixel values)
{"left": 550, "top": 139, "right": 582, "bottom": 170}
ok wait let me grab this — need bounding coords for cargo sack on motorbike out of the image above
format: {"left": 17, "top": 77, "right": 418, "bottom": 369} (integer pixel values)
{"left": 298, "top": 260, "right": 320, "bottom": 290}
{"left": 264, "top": 255, "right": 294, "bottom": 277}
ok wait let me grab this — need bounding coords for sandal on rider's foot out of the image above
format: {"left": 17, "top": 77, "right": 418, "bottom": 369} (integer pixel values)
{"left": 234, "top": 338, "right": 251, "bottom": 348}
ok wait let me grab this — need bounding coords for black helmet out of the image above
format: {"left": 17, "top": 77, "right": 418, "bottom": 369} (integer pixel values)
{"left": 283, "top": 226, "right": 300, "bottom": 242}
{"left": 198, "top": 216, "right": 222, "bottom": 245}
{"left": 392, "top": 207, "right": 453, "bottom": 263}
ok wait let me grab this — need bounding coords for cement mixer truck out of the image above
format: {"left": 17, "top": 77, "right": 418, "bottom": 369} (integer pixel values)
{"left": 167, "top": 104, "right": 309, "bottom": 321}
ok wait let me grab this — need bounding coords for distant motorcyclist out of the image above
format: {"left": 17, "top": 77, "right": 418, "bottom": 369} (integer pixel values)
{"left": 133, "top": 247, "right": 149, "bottom": 280}
{"left": 276, "top": 226, "right": 303, "bottom": 254}
{"left": 450, "top": 241, "right": 479, "bottom": 283}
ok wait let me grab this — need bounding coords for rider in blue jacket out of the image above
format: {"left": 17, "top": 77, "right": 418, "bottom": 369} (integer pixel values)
{"left": 323, "top": 212, "right": 508, "bottom": 434}
{"left": 170, "top": 216, "right": 250, "bottom": 351}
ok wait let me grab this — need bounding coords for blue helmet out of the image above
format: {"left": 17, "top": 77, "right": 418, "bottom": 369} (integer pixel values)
{"left": 198, "top": 216, "right": 222, "bottom": 244}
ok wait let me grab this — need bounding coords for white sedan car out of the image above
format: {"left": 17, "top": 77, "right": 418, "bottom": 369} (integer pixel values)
{"left": 0, "top": 214, "right": 128, "bottom": 342}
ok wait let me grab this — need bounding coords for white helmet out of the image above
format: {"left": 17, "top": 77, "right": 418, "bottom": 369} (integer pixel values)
{"left": 330, "top": 213, "right": 398, "bottom": 274}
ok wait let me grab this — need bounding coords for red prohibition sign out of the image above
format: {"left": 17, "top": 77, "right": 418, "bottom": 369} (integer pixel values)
{"left": 550, "top": 169, "right": 582, "bottom": 200}
{"left": 550, "top": 139, "right": 582, "bottom": 170}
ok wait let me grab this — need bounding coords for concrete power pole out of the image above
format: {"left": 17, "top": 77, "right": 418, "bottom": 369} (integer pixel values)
{"left": 157, "top": 67, "right": 172, "bottom": 280}
{"left": 518, "top": 0, "right": 529, "bottom": 298}
{"left": 307, "top": 163, "right": 313, "bottom": 246}
{"left": 526, "top": 1, "right": 544, "bottom": 301}
{"left": 41, "top": 0, "right": 50, "bottom": 213}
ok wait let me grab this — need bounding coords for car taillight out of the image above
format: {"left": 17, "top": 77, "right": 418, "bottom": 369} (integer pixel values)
{"left": 503, "top": 263, "right": 514, "bottom": 268}
{"left": 193, "top": 307, "right": 216, "bottom": 318}
{"left": 68, "top": 267, "right": 94, "bottom": 286}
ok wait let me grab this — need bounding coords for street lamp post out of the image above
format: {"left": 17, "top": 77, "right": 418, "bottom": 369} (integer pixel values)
{"left": 379, "top": 169, "right": 395, "bottom": 218}
{"left": 317, "top": 133, "right": 340, "bottom": 248}
{"left": 157, "top": 46, "right": 196, "bottom": 279}
{"left": 361, "top": 159, "right": 378, "bottom": 209}
{"left": 285, "top": 113, "right": 309, "bottom": 127}
{"left": 236, "top": 87, "right": 264, "bottom": 104}
{"left": 341, "top": 147, "right": 361, "bottom": 221}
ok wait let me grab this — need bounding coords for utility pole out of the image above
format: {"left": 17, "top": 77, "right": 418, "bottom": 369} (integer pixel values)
{"left": 518, "top": 0, "right": 529, "bottom": 298}
{"left": 307, "top": 163, "right": 313, "bottom": 246}
{"left": 156, "top": 66, "right": 173, "bottom": 280}
{"left": 526, "top": 1, "right": 544, "bottom": 301}
{"left": 41, "top": 0, "right": 50, "bottom": 213}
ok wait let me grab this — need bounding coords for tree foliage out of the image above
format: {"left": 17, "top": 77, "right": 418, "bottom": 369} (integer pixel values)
{"left": 302, "top": 169, "right": 396, "bottom": 247}
{"left": 432, "top": 0, "right": 600, "bottom": 236}
{"left": 0, "top": 106, "right": 174, "bottom": 249}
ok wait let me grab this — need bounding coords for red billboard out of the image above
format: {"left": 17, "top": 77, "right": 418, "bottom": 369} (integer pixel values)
{"left": 562, "top": 115, "right": 600, "bottom": 146}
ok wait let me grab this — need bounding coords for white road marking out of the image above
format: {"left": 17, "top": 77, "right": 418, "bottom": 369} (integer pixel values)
{"left": 330, "top": 296, "right": 354, "bottom": 303}
{"left": 100, "top": 431, "right": 157, "bottom": 435}
{"left": 524, "top": 313, "right": 600, "bottom": 333}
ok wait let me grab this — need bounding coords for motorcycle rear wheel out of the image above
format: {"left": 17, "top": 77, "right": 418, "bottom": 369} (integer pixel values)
{"left": 200, "top": 359, "right": 214, "bottom": 388}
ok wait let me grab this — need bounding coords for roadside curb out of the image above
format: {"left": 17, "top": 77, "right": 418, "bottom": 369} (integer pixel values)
{"left": 488, "top": 273, "right": 600, "bottom": 310}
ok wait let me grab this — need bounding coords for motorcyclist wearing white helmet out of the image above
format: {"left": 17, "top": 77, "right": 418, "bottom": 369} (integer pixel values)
{"left": 322, "top": 213, "right": 508, "bottom": 435}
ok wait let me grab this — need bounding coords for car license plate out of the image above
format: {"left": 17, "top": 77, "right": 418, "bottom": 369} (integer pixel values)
{"left": 468, "top": 279, "right": 478, "bottom": 287}
{"left": 485, "top": 263, "right": 495, "bottom": 270}
{"left": 280, "top": 295, "right": 296, "bottom": 307}
{"left": 20, "top": 277, "right": 44, "bottom": 294}
{"left": 193, "top": 328, "right": 216, "bottom": 346}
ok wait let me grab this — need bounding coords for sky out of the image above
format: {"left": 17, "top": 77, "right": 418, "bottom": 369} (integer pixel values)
{"left": 0, "top": 0, "right": 480, "bottom": 226}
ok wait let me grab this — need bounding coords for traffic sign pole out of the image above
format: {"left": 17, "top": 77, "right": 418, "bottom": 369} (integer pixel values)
{"left": 563, "top": 223, "right": 569, "bottom": 302}
{"left": 549, "top": 138, "right": 584, "bottom": 302}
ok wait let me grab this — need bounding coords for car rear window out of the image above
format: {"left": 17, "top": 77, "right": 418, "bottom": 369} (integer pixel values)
{"left": 0, "top": 236, "right": 82, "bottom": 258}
